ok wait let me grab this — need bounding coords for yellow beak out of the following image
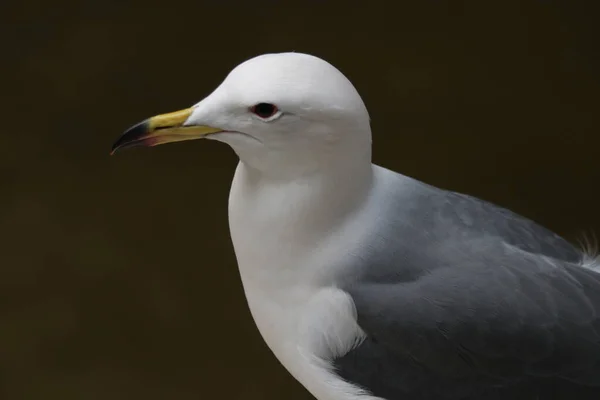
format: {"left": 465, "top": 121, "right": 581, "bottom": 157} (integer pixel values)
{"left": 111, "top": 108, "right": 222, "bottom": 154}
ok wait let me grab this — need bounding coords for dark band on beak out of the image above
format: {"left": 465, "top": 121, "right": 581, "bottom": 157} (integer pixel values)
{"left": 111, "top": 120, "right": 152, "bottom": 154}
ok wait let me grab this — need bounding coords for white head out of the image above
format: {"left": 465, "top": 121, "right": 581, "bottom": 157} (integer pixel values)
{"left": 112, "top": 53, "right": 372, "bottom": 179}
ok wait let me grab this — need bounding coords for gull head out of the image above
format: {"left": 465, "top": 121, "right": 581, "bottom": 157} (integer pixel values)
{"left": 112, "top": 52, "right": 371, "bottom": 178}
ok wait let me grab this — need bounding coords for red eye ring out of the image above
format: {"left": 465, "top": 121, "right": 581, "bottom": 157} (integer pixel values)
{"left": 250, "top": 103, "right": 279, "bottom": 119}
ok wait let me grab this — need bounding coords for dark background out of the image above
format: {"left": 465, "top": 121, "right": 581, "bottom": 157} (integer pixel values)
{"left": 2, "top": 1, "right": 600, "bottom": 399}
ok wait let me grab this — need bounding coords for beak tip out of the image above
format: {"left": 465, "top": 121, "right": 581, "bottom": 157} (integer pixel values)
{"left": 110, "top": 120, "right": 151, "bottom": 155}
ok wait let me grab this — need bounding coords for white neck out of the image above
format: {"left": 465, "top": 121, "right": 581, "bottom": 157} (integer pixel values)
{"left": 227, "top": 146, "right": 372, "bottom": 324}
{"left": 228, "top": 152, "right": 372, "bottom": 285}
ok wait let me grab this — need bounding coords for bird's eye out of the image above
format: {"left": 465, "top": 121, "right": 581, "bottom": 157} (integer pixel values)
{"left": 250, "top": 103, "right": 279, "bottom": 120}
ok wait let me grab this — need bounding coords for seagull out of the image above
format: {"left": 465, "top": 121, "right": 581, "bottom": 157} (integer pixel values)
{"left": 111, "top": 53, "right": 600, "bottom": 400}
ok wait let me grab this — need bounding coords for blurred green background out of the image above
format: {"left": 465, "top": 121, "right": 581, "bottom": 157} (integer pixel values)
{"left": 2, "top": 1, "right": 600, "bottom": 399}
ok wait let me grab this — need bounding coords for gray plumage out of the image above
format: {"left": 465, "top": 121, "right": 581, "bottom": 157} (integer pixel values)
{"left": 333, "top": 173, "right": 600, "bottom": 400}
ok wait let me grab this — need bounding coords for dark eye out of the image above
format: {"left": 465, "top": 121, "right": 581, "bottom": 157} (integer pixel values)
{"left": 250, "top": 103, "right": 279, "bottom": 119}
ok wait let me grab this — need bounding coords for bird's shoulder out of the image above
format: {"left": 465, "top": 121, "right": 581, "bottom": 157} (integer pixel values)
{"left": 356, "top": 169, "right": 584, "bottom": 285}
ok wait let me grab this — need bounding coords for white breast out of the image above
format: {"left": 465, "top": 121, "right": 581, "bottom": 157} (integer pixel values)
{"left": 227, "top": 163, "right": 386, "bottom": 400}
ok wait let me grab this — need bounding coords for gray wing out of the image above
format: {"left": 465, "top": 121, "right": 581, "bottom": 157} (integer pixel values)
{"left": 333, "top": 180, "right": 600, "bottom": 400}
{"left": 441, "top": 191, "right": 582, "bottom": 263}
